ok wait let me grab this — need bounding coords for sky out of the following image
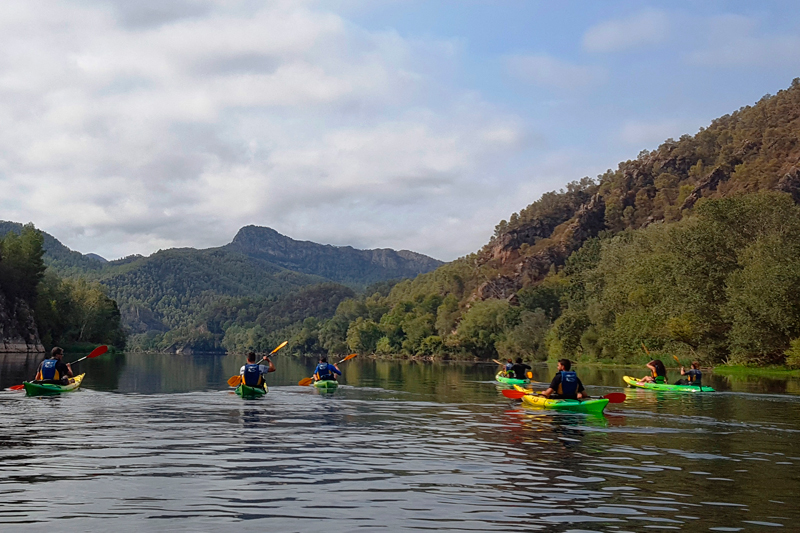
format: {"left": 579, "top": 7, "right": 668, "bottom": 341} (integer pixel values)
{"left": 1, "top": 0, "right": 799, "bottom": 261}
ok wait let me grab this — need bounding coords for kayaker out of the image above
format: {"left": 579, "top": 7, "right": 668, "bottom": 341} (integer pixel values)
{"left": 34, "top": 347, "right": 73, "bottom": 385}
{"left": 640, "top": 359, "right": 667, "bottom": 384}
{"left": 314, "top": 356, "right": 342, "bottom": 382}
{"left": 540, "top": 359, "right": 588, "bottom": 400}
{"left": 239, "top": 352, "right": 275, "bottom": 390}
{"left": 676, "top": 361, "right": 702, "bottom": 386}
{"left": 509, "top": 358, "right": 532, "bottom": 380}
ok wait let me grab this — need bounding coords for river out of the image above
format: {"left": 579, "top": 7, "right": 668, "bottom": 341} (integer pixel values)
{"left": 1, "top": 353, "right": 798, "bottom": 532}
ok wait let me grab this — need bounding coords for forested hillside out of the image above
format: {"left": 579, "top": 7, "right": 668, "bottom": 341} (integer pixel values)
{"left": 305, "top": 78, "right": 800, "bottom": 366}
{"left": 0, "top": 223, "right": 440, "bottom": 353}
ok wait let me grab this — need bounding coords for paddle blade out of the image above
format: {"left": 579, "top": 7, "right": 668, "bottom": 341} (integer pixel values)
{"left": 9, "top": 384, "right": 25, "bottom": 390}
{"left": 88, "top": 345, "right": 109, "bottom": 358}
{"left": 501, "top": 389, "right": 528, "bottom": 400}
{"left": 337, "top": 353, "right": 358, "bottom": 364}
{"left": 672, "top": 355, "right": 681, "bottom": 365}
{"left": 227, "top": 375, "right": 242, "bottom": 387}
{"left": 641, "top": 342, "right": 651, "bottom": 356}
{"left": 298, "top": 377, "right": 314, "bottom": 386}
{"left": 603, "top": 392, "right": 626, "bottom": 403}
{"left": 270, "top": 341, "right": 289, "bottom": 355}
{"left": 526, "top": 371, "right": 533, "bottom": 379}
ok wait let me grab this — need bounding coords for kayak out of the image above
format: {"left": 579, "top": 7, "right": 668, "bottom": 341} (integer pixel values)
{"left": 623, "top": 376, "right": 715, "bottom": 392}
{"left": 23, "top": 374, "right": 85, "bottom": 396}
{"left": 495, "top": 372, "right": 529, "bottom": 385}
{"left": 521, "top": 393, "right": 609, "bottom": 414}
{"left": 314, "top": 379, "right": 339, "bottom": 390}
{"left": 235, "top": 383, "right": 268, "bottom": 398}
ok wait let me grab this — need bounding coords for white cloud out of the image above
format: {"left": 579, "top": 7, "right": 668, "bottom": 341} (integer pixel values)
{"left": 0, "top": 1, "right": 529, "bottom": 261}
{"left": 689, "top": 14, "right": 800, "bottom": 67}
{"left": 505, "top": 54, "right": 605, "bottom": 90}
{"left": 583, "top": 9, "right": 670, "bottom": 53}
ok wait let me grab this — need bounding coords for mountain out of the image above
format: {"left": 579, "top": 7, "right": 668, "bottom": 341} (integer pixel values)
{"left": 224, "top": 225, "right": 443, "bottom": 286}
{"left": 0, "top": 222, "right": 442, "bottom": 353}
{"left": 309, "top": 78, "right": 800, "bottom": 365}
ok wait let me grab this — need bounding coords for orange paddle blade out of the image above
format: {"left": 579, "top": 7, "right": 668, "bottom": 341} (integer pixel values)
{"left": 9, "top": 384, "right": 25, "bottom": 390}
{"left": 672, "top": 355, "right": 681, "bottom": 364}
{"left": 337, "top": 353, "right": 358, "bottom": 364}
{"left": 603, "top": 392, "right": 626, "bottom": 403}
{"left": 641, "top": 342, "right": 651, "bottom": 355}
{"left": 298, "top": 377, "right": 314, "bottom": 386}
{"left": 526, "top": 371, "right": 533, "bottom": 379}
{"left": 227, "top": 375, "right": 242, "bottom": 387}
{"left": 501, "top": 389, "right": 528, "bottom": 399}
{"left": 88, "top": 345, "right": 108, "bottom": 358}
{"left": 270, "top": 341, "right": 288, "bottom": 354}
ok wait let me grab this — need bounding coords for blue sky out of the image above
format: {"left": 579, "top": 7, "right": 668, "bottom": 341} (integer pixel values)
{"left": 0, "top": 0, "right": 798, "bottom": 260}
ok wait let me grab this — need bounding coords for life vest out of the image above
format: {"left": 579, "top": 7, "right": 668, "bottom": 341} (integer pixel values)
{"left": 687, "top": 370, "right": 702, "bottom": 383}
{"left": 505, "top": 363, "right": 513, "bottom": 371}
{"left": 315, "top": 363, "right": 335, "bottom": 381}
{"left": 558, "top": 371, "right": 579, "bottom": 399}
{"left": 39, "top": 359, "right": 60, "bottom": 381}
{"left": 651, "top": 367, "right": 666, "bottom": 383}
{"left": 242, "top": 364, "right": 263, "bottom": 387}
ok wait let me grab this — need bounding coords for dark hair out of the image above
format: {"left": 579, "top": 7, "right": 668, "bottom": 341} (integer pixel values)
{"left": 246, "top": 352, "right": 256, "bottom": 362}
{"left": 507, "top": 359, "right": 512, "bottom": 363}
{"left": 515, "top": 357, "right": 523, "bottom": 364}
{"left": 558, "top": 358, "right": 572, "bottom": 371}
{"left": 651, "top": 359, "right": 666, "bottom": 375}
{"left": 51, "top": 347, "right": 63, "bottom": 358}
{"left": 320, "top": 356, "right": 328, "bottom": 363}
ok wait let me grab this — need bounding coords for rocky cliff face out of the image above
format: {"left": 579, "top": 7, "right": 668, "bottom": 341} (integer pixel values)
{"left": 0, "top": 292, "right": 44, "bottom": 353}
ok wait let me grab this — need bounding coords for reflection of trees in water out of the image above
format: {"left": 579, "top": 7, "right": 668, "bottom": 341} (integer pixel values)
{"left": 0, "top": 351, "right": 43, "bottom": 388}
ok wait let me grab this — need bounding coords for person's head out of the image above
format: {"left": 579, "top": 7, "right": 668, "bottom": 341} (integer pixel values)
{"left": 515, "top": 357, "right": 523, "bottom": 364}
{"left": 319, "top": 356, "right": 328, "bottom": 363}
{"left": 691, "top": 361, "right": 700, "bottom": 369}
{"left": 51, "top": 347, "right": 63, "bottom": 360}
{"left": 246, "top": 352, "right": 256, "bottom": 363}
{"left": 507, "top": 359, "right": 512, "bottom": 364}
{"left": 651, "top": 359, "right": 666, "bottom": 373}
{"left": 557, "top": 358, "right": 572, "bottom": 371}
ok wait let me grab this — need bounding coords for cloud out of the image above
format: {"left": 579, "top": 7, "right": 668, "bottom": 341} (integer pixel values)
{"left": 689, "top": 14, "right": 800, "bottom": 68}
{"left": 0, "top": 1, "right": 529, "bottom": 261}
{"left": 505, "top": 54, "right": 605, "bottom": 90}
{"left": 583, "top": 9, "right": 670, "bottom": 53}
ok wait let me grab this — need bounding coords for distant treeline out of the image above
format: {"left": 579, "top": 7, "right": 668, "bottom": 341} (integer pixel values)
{"left": 289, "top": 193, "right": 800, "bottom": 367}
{"left": 0, "top": 225, "right": 125, "bottom": 350}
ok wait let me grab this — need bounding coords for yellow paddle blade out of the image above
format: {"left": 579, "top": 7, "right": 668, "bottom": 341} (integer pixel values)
{"left": 298, "top": 377, "right": 314, "bottom": 386}
{"left": 672, "top": 355, "right": 681, "bottom": 365}
{"left": 227, "top": 375, "right": 242, "bottom": 387}
{"left": 270, "top": 341, "right": 289, "bottom": 354}
{"left": 526, "top": 371, "right": 533, "bottom": 379}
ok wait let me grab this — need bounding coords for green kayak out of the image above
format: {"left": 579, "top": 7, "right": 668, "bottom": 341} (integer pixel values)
{"left": 314, "top": 379, "right": 339, "bottom": 390}
{"left": 623, "top": 376, "right": 714, "bottom": 392}
{"left": 235, "top": 383, "right": 268, "bottom": 398}
{"left": 496, "top": 372, "right": 529, "bottom": 385}
{"left": 23, "top": 374, "right": 85, "bottom": 396}
{"left": 521, "top": 393, "right": 610, "bottom": 414}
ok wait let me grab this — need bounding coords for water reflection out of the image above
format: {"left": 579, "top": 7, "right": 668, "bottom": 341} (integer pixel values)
{"left": 0, "top": 354, "right": 798, "bottom": 531}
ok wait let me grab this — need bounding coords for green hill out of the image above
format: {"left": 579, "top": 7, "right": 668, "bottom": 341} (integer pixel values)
{"left": 309, "top": 78, "right": 800, "bottom": 366}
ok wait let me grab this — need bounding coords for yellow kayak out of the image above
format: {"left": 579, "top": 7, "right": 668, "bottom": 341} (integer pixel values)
{"left": 514, "top": 385, "right": 609, "bottom": 414}
{"left": 23, "top": 374, "right": 85, "bottom": 396}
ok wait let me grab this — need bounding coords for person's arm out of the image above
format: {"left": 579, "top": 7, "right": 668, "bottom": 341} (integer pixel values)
{"left": 680, "top": 366, "right": 686, "bottom": 375}
{"left": 542, "top": 375, "right": 560, "bottom": 397}
{"left": 240, "top": 365, "right": 246, "bottom": 375}
{"left": 66, "top": 362, "right": 73, "bottom": 377}
{"left": 331, "top": 364, "right": 342, "bottom": 376}
{"left": 261, "top": 357, "right": 276, "bottom": 373}
{"left": 646, "top": 362, "right": 656, "bottom": 374}
{"left": 540, "top": 387, "right": 554, "bottom": 398}
{"left": 577, "top": 379, "right": 588, "bottom": 399}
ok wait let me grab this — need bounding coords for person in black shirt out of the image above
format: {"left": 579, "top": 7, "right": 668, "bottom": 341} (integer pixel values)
{"left": 676, "top": 361, "right": 702, "bottom": 386}
{"left": 540, "top": 359, "right": 588, "bottom": 400}
{"left": 510, "top": 357, "right": 531, "bottom": 380}
{"left": 34, "top": 347, "right": 73, "bottom": 385}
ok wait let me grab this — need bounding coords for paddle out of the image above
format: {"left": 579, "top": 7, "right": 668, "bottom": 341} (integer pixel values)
{"left": 8, "top": 345, "right": 109, "bottom": 390}
{"left": 501, "top": 389, "right": 626, "bottom": 403}
{"left": 227, "top": 341, "right": 289, "bottom": 387}
{"left": 298, "top": 353, "right": 358, "bottom": 386}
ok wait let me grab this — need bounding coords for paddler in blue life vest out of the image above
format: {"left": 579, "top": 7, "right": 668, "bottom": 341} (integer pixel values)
{"left": 34, "top": 347, "right": 73, "bottom": 385}
{"left": 314, "top": 356, "right": 342, "bottom": 383}
{"left": 540, "top": 359, "right": 588, "bottom": 400}
{"left": 640, "top": 359, "right": 667, "bottom": 384}
{"left": 504, "top": 358, "right": 514, "bottom": 376}
{"left": 239, "top": 351, "right": 275, "bottom": 389}
{"left": 676, "top": 361, "right": 702, "bottom": 386}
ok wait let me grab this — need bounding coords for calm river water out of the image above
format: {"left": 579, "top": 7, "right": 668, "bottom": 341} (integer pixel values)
{"left": 1, "top": 353, "right": 798, "bottom": 532}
